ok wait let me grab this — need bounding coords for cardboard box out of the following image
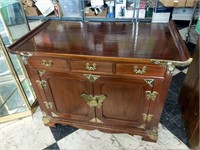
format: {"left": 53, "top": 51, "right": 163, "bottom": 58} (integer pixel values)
{"left": 160, "top": 0, "right": 196, "bottom": 7}
{"left": 24, "top": 7, "right": 41, "bottom": 16}
{"left": 159, "top": 0, "right": 186, "bottom": 7}
{"left": 186, "top": 0, "right": 196, "bottom": 7}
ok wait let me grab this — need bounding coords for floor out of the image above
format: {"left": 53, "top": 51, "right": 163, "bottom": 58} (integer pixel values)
{"left": 0, "top": 66, "right": 190, "bottom": 150}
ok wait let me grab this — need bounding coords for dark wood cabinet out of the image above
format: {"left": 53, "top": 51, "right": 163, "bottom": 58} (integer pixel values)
{"left": 179, "top": 39, "right": 199, "bottom": 149}
{"left": 8, "top": 20, "right": 191, "bottom": 142}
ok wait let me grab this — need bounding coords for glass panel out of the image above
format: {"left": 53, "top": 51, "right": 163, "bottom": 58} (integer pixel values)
{"left": 0, "top": 0, "right": 29, "bottom": 40}
{"left": 58, "top": 0, "right": 82, "bottom": 18}
{"left": 0, "top": 80, "right": 25, "bottom": 117}
{"left": 21, "top": 79, "right": 35, "bottom": 106}
{"left": 16, "top": 67, "right": 25, "bottom": 82}
{"left": 0, "top": 0, "right": 37, "bottom": 117}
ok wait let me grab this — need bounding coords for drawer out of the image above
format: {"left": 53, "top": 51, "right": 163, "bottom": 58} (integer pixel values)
{"left": 70, "top": 60, "right": 113, "bottom": 74}
{"left": 28, "top": 57, "right": 68, "bottom": 72}
{"left": 116, "top": 63, "right": 166, "bottom": 77}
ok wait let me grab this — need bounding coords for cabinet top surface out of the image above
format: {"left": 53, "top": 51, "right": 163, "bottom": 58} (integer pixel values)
{"left": 8, "top": 20, "right": 191, "bottom": 63}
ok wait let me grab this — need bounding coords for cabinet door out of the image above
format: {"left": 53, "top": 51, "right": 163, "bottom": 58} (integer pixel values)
{"left": 94, "top": 75, "right": 154, "bottom": 128}
{"left": 39, "top": 71, "right": 94, "bottom": 122}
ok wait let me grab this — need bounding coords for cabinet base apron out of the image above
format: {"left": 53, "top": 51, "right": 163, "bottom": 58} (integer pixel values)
{"left": 42, "top": 116, "right": 158, "bottom": 142}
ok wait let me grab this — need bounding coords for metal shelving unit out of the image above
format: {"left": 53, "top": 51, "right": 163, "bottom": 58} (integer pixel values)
{"left": 26, "top": 0, "right": 156, "bottom": 23}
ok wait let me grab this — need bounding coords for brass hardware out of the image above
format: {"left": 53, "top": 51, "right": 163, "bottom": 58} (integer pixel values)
{"left": 142, "top": 114, "right": 153, "bottom": 122}
{"left": 81, "top": 94, "right": 107, "bottom": 108}
{"left": 90, "top": 117, "right": 103, "bottom": 123}
{"left": 44, "top": 101, "right": 53, "bottom": 109}
{"left": 150, "top": 58, "right": 193, "bottom": 67}
{"left": 133, "top": 66, "right": 146, "bottom": 74}
{"left": 36, "top": 80, "right": 46, "bottom": 89}
{"left": 51, "top": 112, "right": 59, "bottom": 117}
{"left": 42, "top": 116, "right": 51, "bottom": 125}
{"left": 85, "top": 63, "right": 97, "bottom": 71}
{"left": 137, "top": 124, "right": 146, "bottom": 129}
{"left": 145, "top": 91, "right": 158, "bottom": 101}
{"left": 83, "top": 74, "right": 100, "bottom": 82}
{"left": 146, "top": 127, "right": 158, "bottom": 141}
{"left": 42, "top": 59, "right": 53, "bottom": 67}
{"left": 167, "top": 62, "right": 175, "bottom": 76}
{"left": 38, "top": 70, "right": 46, "bottom": 76}
{"left": 20, "top": 52, "right": 33, "bottom": 64}
{"left": 144, "top": 79, "right": 154, "bottom": 87}
{"left": 42, "top": 111, "right": 47, "bottom": 117}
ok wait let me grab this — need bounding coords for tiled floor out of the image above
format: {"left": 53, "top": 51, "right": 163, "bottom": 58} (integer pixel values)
{"left": 0, "top": 67, "right": 190, "bottom": 150}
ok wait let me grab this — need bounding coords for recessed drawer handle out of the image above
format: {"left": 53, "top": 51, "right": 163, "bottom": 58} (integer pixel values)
{"left": 42, "top": 59, "right": 53, "bottom": 67}
{"left": 133, "top": 66, "right": 146, "bottom": 74}
{"left": 85, "top": 63, "right": 97, "bottom": 71}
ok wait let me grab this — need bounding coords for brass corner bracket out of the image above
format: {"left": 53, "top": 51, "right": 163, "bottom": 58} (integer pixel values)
{"left": 20, "top": 52, "right": 33, "bottom": 64}
{"left": 150, "top": 58, "right": 193, "bottom": 76}
{"left": 146, "top": 127, "right": 158, "bottom": 141}
{"left": 42, "top": 116, "right": 52, "bottom": 125}
{"left": 150, "top": 58, "right": 193, "bottom": 67}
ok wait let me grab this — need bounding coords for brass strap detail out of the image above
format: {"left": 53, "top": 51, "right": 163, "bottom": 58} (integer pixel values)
{"left": 51, "top": 112, "right": 59, "bottom": 117}
{"left": 38, "top": 70, "right": 46, "bottom": 76}
{"left": 90, "top": 117, "right": 103, "bottom": 123}
{"left": 145, "top": 91, "right": 158, "bottom": 101}
{"left": 42, "top": 59, "right": 53, "bottom": 67}
{"left": 81, "top": 94, "right": 106, "bottom": 108}
{"left": 83, "top": 74, "right": 100, "bottom": 82}
{"left": 142, "top": 113, "right": 153, "bottom": 122}
{"left": 144, "top": 79, "right": 154, "bottom": 87}
{"left": 36, "top": 80, "right": 46, "bottom": 89}
{"left": 85, "top": 63, "right": 97, "bottom": 71}
{"left": 133, "top": 66, "right": 146, "bottom": 74}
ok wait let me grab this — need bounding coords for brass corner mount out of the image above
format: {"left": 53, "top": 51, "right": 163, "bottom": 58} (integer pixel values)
{"left": 150, "top": 58, "right": 193, "bottom": 76}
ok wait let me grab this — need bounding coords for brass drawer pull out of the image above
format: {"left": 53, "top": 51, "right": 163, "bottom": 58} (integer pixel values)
{"left": 85, "top": 63, "right": 97, "bottom": 71}
{"left": 42, "top": 59, "right": 53, "bottom": 67}
{"left": 133, "top": 66, "right": 146, "bottom": 74}
{"left": 81, "top": 93, "right": 106, "bottom": 108}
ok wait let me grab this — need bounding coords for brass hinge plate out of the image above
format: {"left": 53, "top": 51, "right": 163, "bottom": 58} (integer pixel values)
{"left": 36, "top": 80, "right": 46, "bottom": 89}
{"left": 145, "top": 91, "right": 158, "bottom": 101}
{"left": 44, "top": 101, "right": 53, "bottom": 109}
{"left": 142, "top": 113, "right": 153, "bottom": 122}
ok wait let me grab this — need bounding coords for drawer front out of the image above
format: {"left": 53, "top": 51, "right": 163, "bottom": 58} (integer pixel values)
{"left": 70, "top": 60, "right": 113, "bottom": 74}
{"left": 116, "top": 63, "right": 166, "bottom": 77}
{"left": 28, "top": 57, "right": 68, "bottom": 72}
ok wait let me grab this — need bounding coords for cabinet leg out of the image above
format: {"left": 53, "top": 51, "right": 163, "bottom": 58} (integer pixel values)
{"left": 42, "top": 116, "right": 56, "bottom": 127}
{"left": 143, "top": 127, "right": 158, "bottom": 142}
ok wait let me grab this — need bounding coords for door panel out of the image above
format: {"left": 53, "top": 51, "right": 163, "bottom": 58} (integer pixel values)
{"left": 95, "top": 75, "right": 153, "bottom": 128}
{"left": 41, "top": 71, "right": 94, "bottom": 122}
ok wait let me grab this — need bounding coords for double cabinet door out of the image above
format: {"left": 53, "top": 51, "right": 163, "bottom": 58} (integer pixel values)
{"left": 33, "top": 68, "right": 159, "bottom": 129}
